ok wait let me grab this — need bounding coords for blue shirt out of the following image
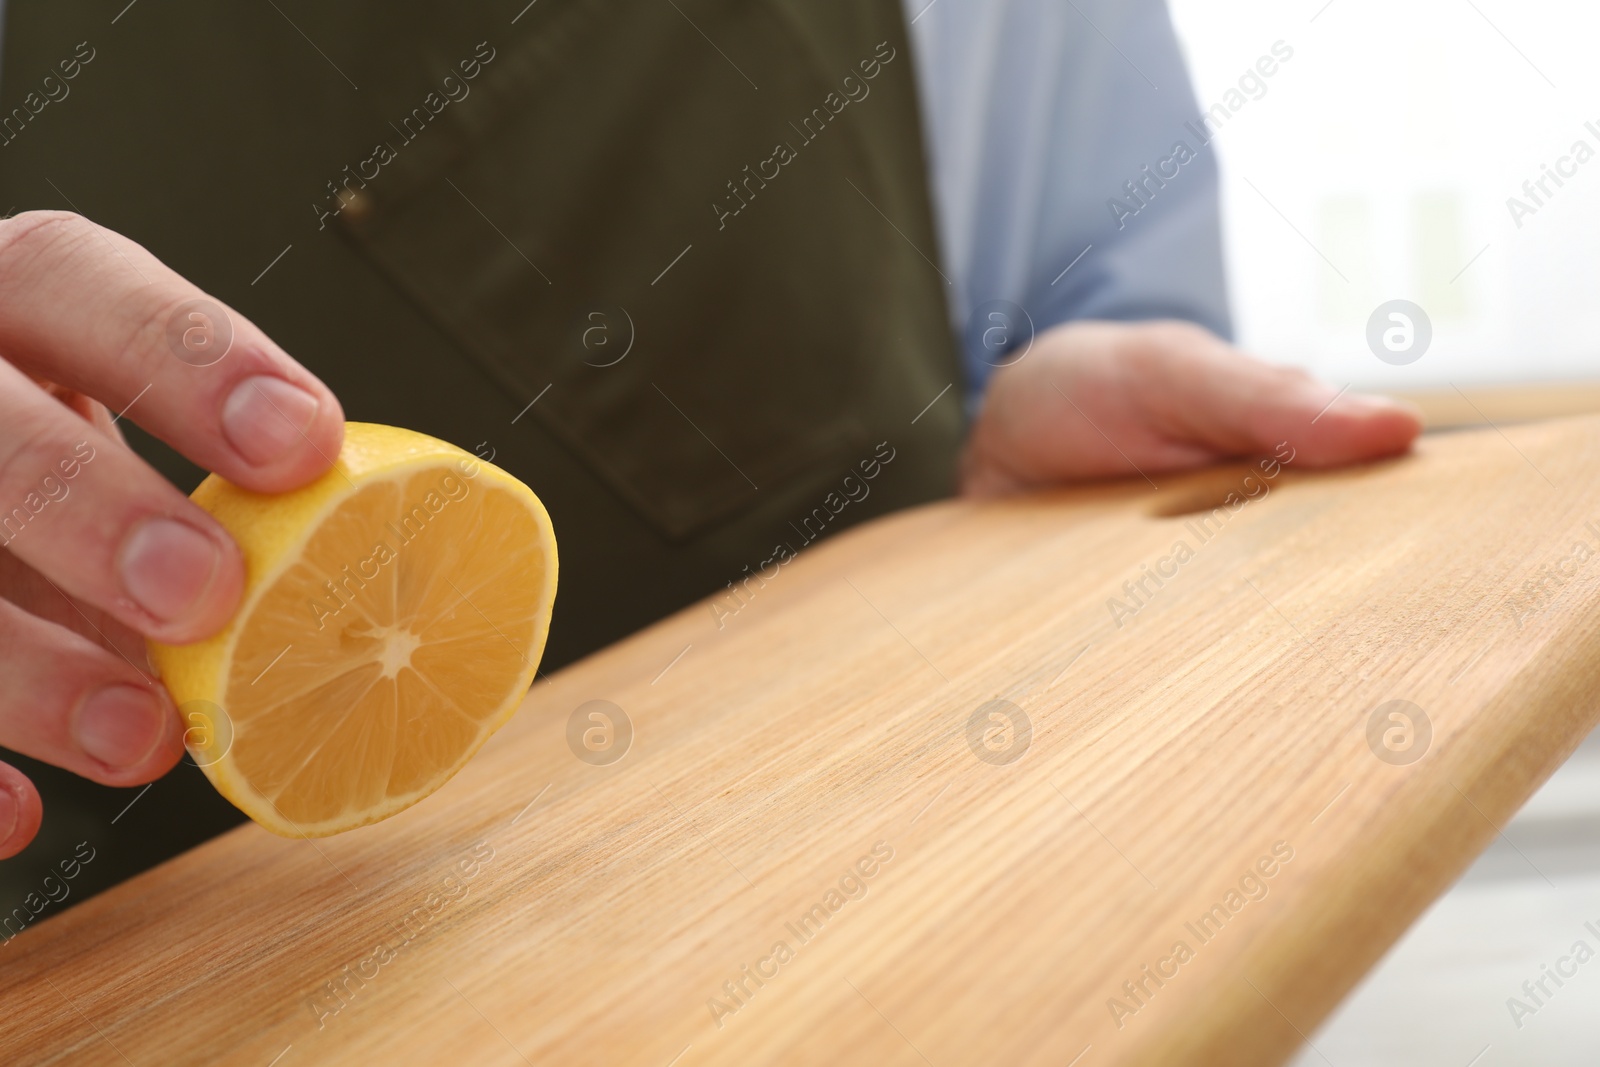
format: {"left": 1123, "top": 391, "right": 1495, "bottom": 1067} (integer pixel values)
{"left": 904, "top": 0, "right": 1232, "bottom": 403}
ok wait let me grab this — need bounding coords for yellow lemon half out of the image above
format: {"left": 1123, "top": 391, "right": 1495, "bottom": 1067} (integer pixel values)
{"left": 151, "top": 423, "right": 557, "bottom": 837}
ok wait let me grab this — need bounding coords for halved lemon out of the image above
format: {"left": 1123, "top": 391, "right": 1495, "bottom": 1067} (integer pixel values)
{"left": 150, "top": 423, "right": 557, "bottom": 837}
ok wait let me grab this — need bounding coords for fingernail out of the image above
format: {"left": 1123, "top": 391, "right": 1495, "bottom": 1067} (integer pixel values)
{"left": 1349, "top": 393, "right": 1424, "bottom": 423}
{"left": 75, "top": 685, "right": 166, "bottom": 769}
{"left": 1312, "top": 391, "right": 1409, "bottom": 419}
{"left": 119, "top": 517, "right": 222, "bottom": 624}
{"left": 1341, "top": 393, "right": 1401, "bottom": 412}
{"left": 0, "top": 788, "right": 16, "bottom": 843}
{"left": 222, "top": 375, "right": 319, "bottom": 466}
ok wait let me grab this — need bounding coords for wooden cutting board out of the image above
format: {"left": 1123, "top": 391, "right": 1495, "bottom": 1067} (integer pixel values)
{"left": 1397, "top": 382, "right": 1600, "bottom": 429}
{"left": 8, "top": 416, "right": 1600, "bottom": 1067}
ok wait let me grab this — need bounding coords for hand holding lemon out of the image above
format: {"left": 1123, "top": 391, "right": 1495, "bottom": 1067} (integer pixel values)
{"left": 154, "top": 424, "right": 557, "bottom": 837}
{"left": 0, "top": 212, "right": 554, "bottom": 853}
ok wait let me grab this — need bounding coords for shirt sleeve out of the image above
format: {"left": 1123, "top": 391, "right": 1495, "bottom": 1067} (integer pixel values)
{"left": 903, "top": 0, "right": 1233, "bottom": 402}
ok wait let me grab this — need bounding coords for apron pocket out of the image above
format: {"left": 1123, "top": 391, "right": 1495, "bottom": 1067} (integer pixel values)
{"left": 338, "top": 0, "right": 903, "bottom": 539}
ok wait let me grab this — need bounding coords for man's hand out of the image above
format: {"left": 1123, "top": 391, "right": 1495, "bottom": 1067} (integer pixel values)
{"left": 0, "top": 211, "right": 344, "bottom": 858}
{"left": 961, "top": 319, "right": 1422, "bottom": 496}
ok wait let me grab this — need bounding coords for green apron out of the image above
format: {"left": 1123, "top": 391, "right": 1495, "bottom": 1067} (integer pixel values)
{"left": 0, "top": 0, "right": 963, "bottom": 897}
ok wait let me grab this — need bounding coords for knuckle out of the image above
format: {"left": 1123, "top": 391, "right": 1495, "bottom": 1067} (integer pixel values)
{"left": 1121, "top": 329, "right": 1169, "bottom": 378}
{"left": 0, "top": 411, "right": 70, "bottom": 520}
{"left": 0, "top": 210, "right": 96, "bottom": 277}
{"left": 1265, "top": 362, "right": 1316, "bottom": 391}
{"left": 1143, "top": 319, "right": 1213, "bottom": 352}
{"left": 0, "top": 212, "right": 188, "bottom": 371}
{"left": 122, "top": 289, "right": 189, "bottom": 367}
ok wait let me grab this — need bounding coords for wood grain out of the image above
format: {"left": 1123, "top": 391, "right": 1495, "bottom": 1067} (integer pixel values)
{"left": 7, "top": 417, "right": 1600, "bottom": 1067}
{"left": 1394, "top": 381, "right": 1600, "bottom": 428}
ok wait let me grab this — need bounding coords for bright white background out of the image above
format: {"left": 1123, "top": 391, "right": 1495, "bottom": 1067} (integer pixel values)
{"left": 1169, "top": 0, "right": 1600, "bottom": 391}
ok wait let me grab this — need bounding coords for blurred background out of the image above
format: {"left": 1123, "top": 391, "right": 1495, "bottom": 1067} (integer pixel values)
{"left": 1171, "top": 0, "right": 1600, "bottom": 391}
{"left": 1167, "top": 1, "right": 1600, "bottom": 1062}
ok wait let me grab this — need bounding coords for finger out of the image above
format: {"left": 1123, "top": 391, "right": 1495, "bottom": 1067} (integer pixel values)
{"left": 0, "top": 595, "right": 183, "bottom": 793}
{"left": 0, "top": 357, "right": 244, "bottom": 643}
{"left": 0, "top": 549, "right": 152, "bottom": 670}
{"left": 0, "top": 761, "right": 42, "bottom": 859}
{"left": 0, "top": 211, "right": 344, "bottom": 493}
{"left": 1135, "top": 324, "right": 1423, "bottom": 466}
{"left": 34, "top": 385, "right": 126, "bottom": 443}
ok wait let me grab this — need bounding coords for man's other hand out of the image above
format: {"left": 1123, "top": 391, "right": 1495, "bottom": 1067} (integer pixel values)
{"left": 961, "top": 319, "right": 1422, "bottom": 497}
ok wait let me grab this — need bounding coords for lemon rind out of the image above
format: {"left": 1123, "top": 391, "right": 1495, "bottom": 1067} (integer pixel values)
{"left": 150, "top": 424, "right": 557, "bottom": 838}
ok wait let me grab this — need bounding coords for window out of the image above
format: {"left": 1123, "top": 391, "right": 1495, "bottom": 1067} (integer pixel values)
{"left": 1169, "top": 0, "right": 1600, "bottom": 389}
